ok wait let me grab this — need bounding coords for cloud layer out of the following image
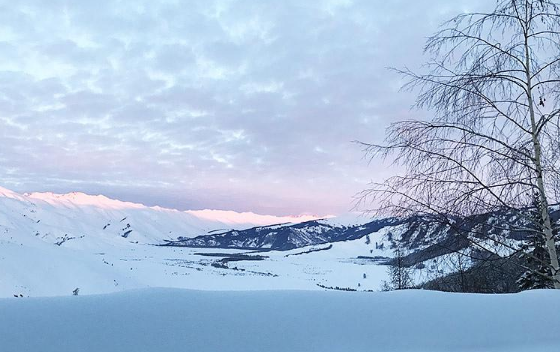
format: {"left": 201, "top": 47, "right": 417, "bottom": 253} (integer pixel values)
{"left": 0, "top": 0, "right": 484, "bottom": 215}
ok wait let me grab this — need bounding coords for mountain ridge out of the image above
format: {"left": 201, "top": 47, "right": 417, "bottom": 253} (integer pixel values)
{"left": 0, "top": 186, "right": 326, "bottom": 247}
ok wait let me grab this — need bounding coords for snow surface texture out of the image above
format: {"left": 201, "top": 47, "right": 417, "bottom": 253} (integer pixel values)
{"left": 0, "top": 186, "right": 381, "bottom": 297}
{"left": 1, "top": 289, "right": 559, "bottom": 352}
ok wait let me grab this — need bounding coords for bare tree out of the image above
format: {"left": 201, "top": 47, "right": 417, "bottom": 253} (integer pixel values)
{"left": 449, "top": 251, "right": 469, "bottom": 292}
{"left": 361, "top": 0, "right": 560, "bottom": 289}
{"left": 382, "top": 245, "right": 414, "bottom": 291}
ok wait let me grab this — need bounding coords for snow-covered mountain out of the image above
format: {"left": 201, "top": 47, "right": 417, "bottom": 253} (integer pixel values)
{"left": 165, "top": 207, "right": 546, "bottom": 260}
{"left": 0, "top": 186, "right": 323, "bottom": 248}
{"left": 165, "top": 217, "right": 403, "bottom": 250}
{"left": 162, "top": 205, "right": 560, "bottom": 293}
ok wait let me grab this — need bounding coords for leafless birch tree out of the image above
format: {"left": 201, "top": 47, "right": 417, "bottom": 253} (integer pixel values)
{"left": 361, "top": 0, "right": 560, "bottom": 289}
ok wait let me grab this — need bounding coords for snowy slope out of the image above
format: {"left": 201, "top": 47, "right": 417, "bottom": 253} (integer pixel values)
{"left": 166, "top": 216, "right": 400, "bottom": 250}
{"left": 0, "top": 186, "right": 321, "bottom": 247}
{"left": 1, "top": 288, "right": 559, "bottom": 352}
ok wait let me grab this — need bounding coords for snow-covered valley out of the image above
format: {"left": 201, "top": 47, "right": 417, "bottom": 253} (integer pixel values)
{"left": 2, "top": 184, "right": 546, "bottom": 298}
{"left": 0, "top": 186, "right": 392, "bottom": 297}
{"left": 2, "top": 184, "right": 549, "bottom": 299}
{"left": 0, "top": 236, "right": 392, "bottom": 297}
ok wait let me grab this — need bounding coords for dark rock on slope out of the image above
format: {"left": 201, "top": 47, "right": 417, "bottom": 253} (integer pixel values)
{"left": 163, "top": 218, "right": 403, "bottom": 251}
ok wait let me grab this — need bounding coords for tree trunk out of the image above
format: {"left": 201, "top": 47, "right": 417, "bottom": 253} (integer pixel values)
{"left": 524, "top": 30, "right": 560, "bottom": 289}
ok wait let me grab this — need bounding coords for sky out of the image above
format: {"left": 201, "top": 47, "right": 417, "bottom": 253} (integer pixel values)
{"left": 0, "top": 0, "right": 487, "bottom": 215}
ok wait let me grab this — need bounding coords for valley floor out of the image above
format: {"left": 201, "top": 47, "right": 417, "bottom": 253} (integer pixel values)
{"left": 1, "top": 288, "right": 559, "bottom": 352}
{"left": 0, "top": 235, "right": 391, "bottom": 297}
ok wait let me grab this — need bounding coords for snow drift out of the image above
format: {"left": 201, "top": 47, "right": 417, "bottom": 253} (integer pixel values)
{"left": 1, "top": 288, "right": 559, "bottom": 352}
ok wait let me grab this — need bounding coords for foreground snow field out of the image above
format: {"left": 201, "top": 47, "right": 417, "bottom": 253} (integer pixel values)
{"left": 0, "top": 289, "right": 559, "bottom": 352}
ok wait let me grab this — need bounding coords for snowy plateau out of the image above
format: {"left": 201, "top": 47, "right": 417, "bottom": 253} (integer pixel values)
{"left": 1, "top": 186, "right": 560, "bottom": 352}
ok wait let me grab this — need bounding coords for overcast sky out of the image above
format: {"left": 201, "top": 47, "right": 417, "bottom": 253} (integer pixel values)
{"left": 0, "top": 0, "right": 488, "bottom": 215}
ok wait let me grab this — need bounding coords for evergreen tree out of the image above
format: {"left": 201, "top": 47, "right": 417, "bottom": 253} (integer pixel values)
{"left": 382, "top": 245, "right": 414, "bottom": 290}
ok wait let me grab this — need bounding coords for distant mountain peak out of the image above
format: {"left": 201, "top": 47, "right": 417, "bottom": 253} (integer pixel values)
{"left": 184, "top": 209, "right": 328, "bottom": 226}
{"left": 0, "top": 186, "right": 330, "bottom": 228}
{"left": 25, "top": 191, "right": 146, "bottom": 210}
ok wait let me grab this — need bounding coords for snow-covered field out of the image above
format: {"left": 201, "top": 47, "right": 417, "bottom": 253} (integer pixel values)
{"left": 0, "top": 234, "right": 389, "bottom": 297}
{"left": 1, "top": 288, "right": 559, "bottom": 352}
